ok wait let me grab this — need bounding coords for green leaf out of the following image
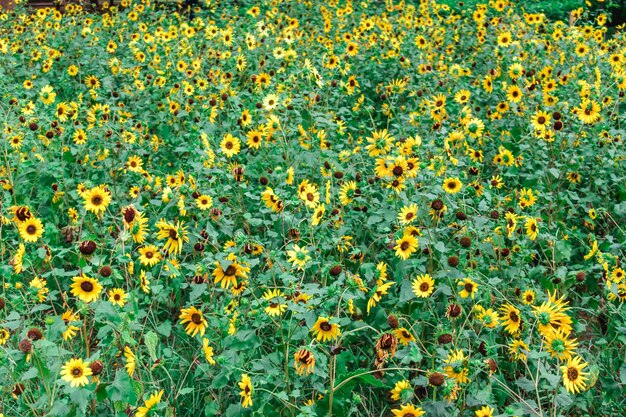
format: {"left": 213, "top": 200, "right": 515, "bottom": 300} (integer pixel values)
{"left": 106, "top": 369, "right": 138, "bottom": 405}
{"left": 144, "top": 331, "right": 159, "bottom": 361}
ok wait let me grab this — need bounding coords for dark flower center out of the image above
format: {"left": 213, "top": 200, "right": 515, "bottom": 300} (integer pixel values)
{"left": 420, "top": 282, "right": 430, "bottom": 292}
{"left": 191, "top": 313, "right": 203, "bottom": 324}
{"left": 91, "top": 196, "right": 102, "bottom": 205}
{"left": 72, "top": 367, "right": 83, "bottom": 376}
{"left": 224, "top": 265, "right": 237, "bottom": 276}
{"left": 26, "top": 225, "right": 37, "bottom": 234}
{"left": 320, "top": 322, "right": 332, "bottom": 332}
{"left": 567, "top": 367, "right": 579, "bottom": 381}
{"left": 169, "top": 229, "right": 178, "bottom": 240}
{"left": 81, "top": 281, "right": 94, "bottom": 292}
{"left": 464, "top": 283, "right": 474, "bottom": 292}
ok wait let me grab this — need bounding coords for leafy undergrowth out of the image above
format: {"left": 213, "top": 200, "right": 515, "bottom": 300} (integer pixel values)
{"left": 0, "top": 0, "right": 625, "bottom": 416}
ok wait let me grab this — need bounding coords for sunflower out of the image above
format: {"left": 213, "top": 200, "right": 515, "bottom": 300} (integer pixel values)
{"left": 393, "top": 327, "right": 416, "bottom": 346}
{"left": 367, "top": 281, "right": 395, "bottom": 314}
{"left": 475, "top": 405, "right": 494, "bottom": 417}
{"left": 521, "top": 289, "right": 535, "bottom": 305}
{"left": 179, "top": 306, "right": 208, "bottom": 337}
{"left": 40, "top": 85, "right": 56, "bottom": 105}
{"left": 390, "top": 379, "right": 413, "bottom": 402}
{"left": 339, "top": 181, "right": 358, "bottom": 205}
{"left": 239, "top": 374, "right": 253, "bottom": 408}
{"left": 0, "top": 328, "right": 10, "bottom": 345}
{"left": 83, "top": 185, "right": 112, "bottom": 216}
{"left": 108, "top": 288, "right": 127, "bottom": 307}
{"left": 18, "top": 217, "right": 44, "bottom": 242}
{"left": 443, "top": 177, "right": 463, "bottom": 194}
{"left": 477, "top": 307, "right": 499, "bottom": 328}
{"left": 126, "top": 155, "right": 144, "bottom": 173}
{"left": 531, "top": 110, "right": 551, "bottom": 131}
{"left": 286, "top": 244, "right": 311, "bottom": 270}
{"left": 202, "top": 338, "right": 216, "bottom": 365}
{"left": 560, "top": 355, "right": 589, "bottom": 394}
{"left": 508, "top": 339, "right": 529, "bottom": 361}
{"left": 398, "top": 204, "right": 418, "bottom": 225}
{"left": 60, "top": 358, "right": 92, "bottom": 388}
{"left": 155, "top": 219, "right": 189, "bottom": 255}
{"left": 576, "top": 99, "right": 601, "bottom": 124}
{"left": 294, "top": 349, "right": 315, "bottom": 375}
{"left": 391, "top": 404, "right": 424, "bottom": 417}
{"left": 135, "top": 390, "right": 164, "bottom": 417}
{"left": 138, "top": 245, "right": 161, "bottom": 267}
{"left": 195, "top": 194, "right": 213, "bottom": 210}
{"left": 246, "top": 129, "right": 263, "bottom": 149}
{"left": 220, "top": 133, "right": 241, "bottom": 157}
{"left": 457, "top": 278, "right": 478, "bottom": 299}
{"left": 365, "top": 129, "right": 394, "bottom": 156}
{"left": 213, "top": 254, "right": 249, "bottom": 288}
{"left": 444, "top": 349, "right": 469, "bottom": 384}
{"left": 525, "top": 217, "right": 539, "bottom": 240}
{"left": 394, "top": 234, "right": 418, "bottom": 260}
{"left": 412, "top": 274, "right": 435, "bottom": 298}
{"left": 70, "top": 274, "right": 103, "bottom": 303}
{"left": 262, "top": 289, "right": 287, "bottom": 317}
{"left": 124, "top": 346, "right": 136, "bottom": 376}
{"left": 85, "top": 75, "right": 101, "bottom": 89}
{"left": 500, "top": 304, "right": 521, "bottom": 334}
{"left": 544, "top": 328, "right": 578, "bottom": 360}
{"left": 311, "top": 204, "right": 325, "bottom": 226}
{"left": 310, "top": 316, "right": 341, "bottom": 342}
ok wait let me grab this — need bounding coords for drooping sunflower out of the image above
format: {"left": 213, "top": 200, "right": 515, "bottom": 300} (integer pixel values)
{"left": 560, "top": 355, "right": 589, "bottom": 394}
{"left": 525, "top": 217, "right": 539, "bottom": 240}
{"left": 83, "top": 185, "right": 112, "bottom": 216}
{"left": 18, "top": 217, "right": 44, "bottom": 242}
{"left": 390, "top": 379, "right": 413, "bottom": 402}
{"left": 155, "top": 219, "right": 189, "bottom": 255}
{"left": 412, "top": 274, "right": 435, "bottom": 298}
{"left": 202, "top": 338, "right": 216, "bottom": 365}
{"left": 443, "top": 177, "right": 463, "bottom": 194}
{"left": 70, "top": 274, "right": 103, "bottom": 303}
{"left": 239, "top": 374, "right": 253, "bottom": 408}
{"left": 262, "top": 289, "right": 287, "bottom": 317}
{"left": 293, "top": 349, "right": 315, "bottom": 375}
{"left": 60, "top": 358, "right": 92, "bottom": 388}
{"left": 135, "top": 390, "right": 164, "bottom": 417}
{"left": 508, "top": 339, "right": 529, "bottom": 361}
{"left": 310, "top": 316, "right": 341, "bottom": 342}
{"left": 338, "top": 181, "right": 358, "bottom": 205}
{"left": 179, "top": 306, "right": 208, "bottom": 337}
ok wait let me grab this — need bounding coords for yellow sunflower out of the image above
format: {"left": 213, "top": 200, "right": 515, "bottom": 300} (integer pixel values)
{"left": 394, "top": 234, "right": 418, "bottom": 260}
{"left": 60, "top": 358, "right": 92, "bottom": 388}
{"left": 412, "top": 274, "right": 435, "bottom": 298}
{"left": 155, "top": 219, "right": 189, "bottom": 255}
{"left": 294, "top": 349, "right": 315, "bottom": 375}
{"left": 83, "top": 185, "right": 112, "bottom": 216}
{"left": 70, "top": 274, "right": 103, "bottom": 303}
{"left": 18, "top": 217, "right": 44, "bottom": 242}
{"left": 179, "top": 306, "right": 208, "bottom": 337}
{"left": 310, "top": 316, "right": 341, "bottom": 342}
{"left": 560, "top": 355, "right": 589, "bottom": 394}
{"left": 239, "top": 374, "right": 253, "bottom": 408}
{"left": 443, "top": 177, "right": 463, "bottom": 194}
{"left": 138, "top": 245, "right": 162, "bottom": 267}
{"left": 135, "top": 390, "right": 164, "bottom": 417}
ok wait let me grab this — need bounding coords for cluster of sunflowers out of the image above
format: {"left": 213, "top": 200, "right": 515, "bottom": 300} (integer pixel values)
{"left": 0, "top": 0, "right": 625, "bottom": 415}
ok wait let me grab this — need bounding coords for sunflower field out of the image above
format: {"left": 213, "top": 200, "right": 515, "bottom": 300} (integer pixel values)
{"left": 0, "top": 0, "right": 625, "bottom": 416}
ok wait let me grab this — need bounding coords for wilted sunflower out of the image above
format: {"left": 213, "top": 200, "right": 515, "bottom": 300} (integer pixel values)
{"left": 70, "top": 274, "right": 103, "bottom": 303}
{"left": 310, "top": 316, "right": 341, "bottom": 342}
{"left": 294, "top": 349, "right": 315, "bottom": 375}
{"left": 60, "top": 358, "right": 92, "bottom": 388}
{"left": 83, "top": 185, "right": 112, "bottom": 216}
{"left": 179, "top": 306, "right": 208, "bottom": 337}
{"left": 18, "top": 217, "right": 44, "bottom": 242}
